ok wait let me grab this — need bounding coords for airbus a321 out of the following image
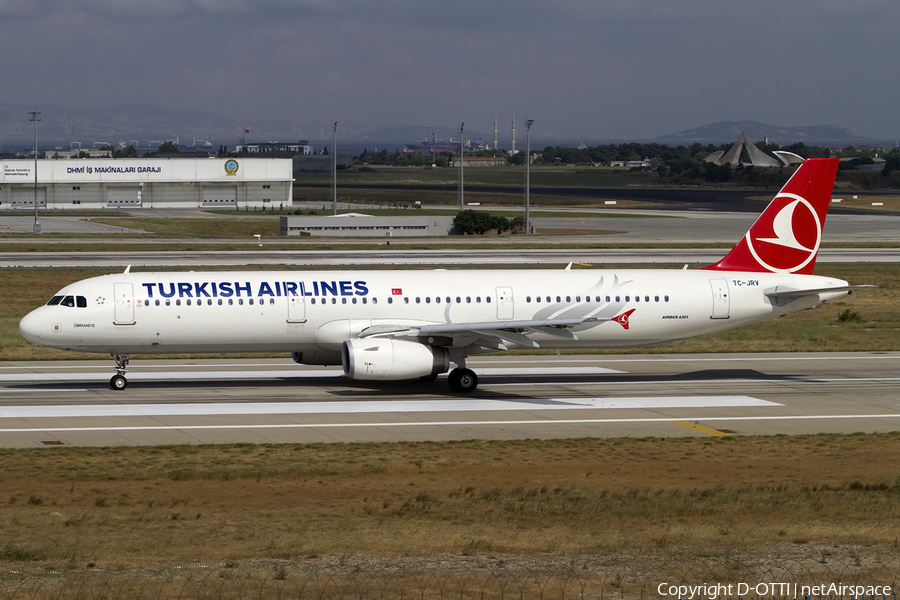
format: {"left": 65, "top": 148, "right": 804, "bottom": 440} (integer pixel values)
{"left": 19, "top": 158, "right": 860, "bottom": 393}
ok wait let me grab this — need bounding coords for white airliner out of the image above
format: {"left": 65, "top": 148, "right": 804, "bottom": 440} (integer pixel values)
{"left": 19, "top": 158, "right": 860, "bottom": 393}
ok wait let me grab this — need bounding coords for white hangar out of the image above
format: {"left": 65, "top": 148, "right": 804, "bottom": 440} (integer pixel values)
{"left": 0, "top": 158, "right": 293, "bottom": 210}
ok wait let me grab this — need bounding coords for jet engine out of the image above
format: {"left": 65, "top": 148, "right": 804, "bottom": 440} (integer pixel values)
{"left": 291, "top": 351, "right": 342, "bottom": 366}
{"left": 342, "top": 338, "right": 449, "bottom": 381}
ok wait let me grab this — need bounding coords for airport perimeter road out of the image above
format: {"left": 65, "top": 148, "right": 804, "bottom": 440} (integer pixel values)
{"left": 1, "top": 352, "right": 898, "bottom": 447}
{"left": 2, "top": 210, "right": 900, "bottom": 244}
{"left": 2, "top": 248, "right": 899, "bottom": 268}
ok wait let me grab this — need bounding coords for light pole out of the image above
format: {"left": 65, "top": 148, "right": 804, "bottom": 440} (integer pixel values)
{"left": 525, "top": 119, "right": 534, "bottom": 234}
{"left": 458, "top": 122, "right": 464, "bottom": 210}
{"left": 28, "top": 111, "right": 41, "bottom": 234}
{"left": 332, "top": 121, "right": 338, "bottom": 216}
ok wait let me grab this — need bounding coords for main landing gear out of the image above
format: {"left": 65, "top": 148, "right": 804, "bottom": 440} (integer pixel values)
{"left": 110, "top": 353, "right": 129, "bottom": 390}
{"left": 448, "top": 368, "right": 478, "bottom": 393}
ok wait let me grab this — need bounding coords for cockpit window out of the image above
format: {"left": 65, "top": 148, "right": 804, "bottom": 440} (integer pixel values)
{"left": 48, "top": 295, "right": 87, "bottom": 308}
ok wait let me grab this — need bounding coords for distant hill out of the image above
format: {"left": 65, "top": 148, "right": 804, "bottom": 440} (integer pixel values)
{"left": 658, "top": 120, "right": 860, "bottom": 144}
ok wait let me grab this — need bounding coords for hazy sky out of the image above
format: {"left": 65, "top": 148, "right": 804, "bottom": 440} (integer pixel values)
{"left": 1, "top": 0, "right": 897, "bottom": 140}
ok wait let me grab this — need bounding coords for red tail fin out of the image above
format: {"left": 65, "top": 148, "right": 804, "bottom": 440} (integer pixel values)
{"left": 704, "top": 158, "right": 839, "bottom": 274}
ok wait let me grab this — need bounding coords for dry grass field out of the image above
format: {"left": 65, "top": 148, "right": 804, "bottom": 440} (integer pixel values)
{"left": 1, "top": 436, "right": 899, "bottom": 597}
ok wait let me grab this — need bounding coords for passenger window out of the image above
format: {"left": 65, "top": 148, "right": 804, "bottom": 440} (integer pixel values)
{"left": 566, "top": 296, "right": 571, "bottom": 302}
{"left": 217, "top": 299, "right": 222, "bottom": 305}
{"left": 625, "top": 296, "right": 630, "bottom": 302}
{"left": 228, "top": 299, "right": 233, "bottom": 305}
{"left": 362, "top": 298, "right": 367, "bottom": 304}
{"left": 404, "top": 298, "right": 409, "bottom": 304}
{"left": 238, "top": 299, "right": 243, "bottom": 306}
{"left": 249, "top": 298, "right": 254, "bottom": 305}
{"left": 466, "top": 297, "right": 471, "bottom": 303}
{"left": 456, "top": 297, "right": 461, "bottom": 303}
{"left": 166, "top": 300, "right": 171, "bottom": 306}
{"left": 352, "top": 298, "right": 357, "bottom": 304}
{"left": 486, "top": 297, "right": 491, "bottom": 303}
{"left": 645, "top": 296, "right": 650, "bottom": 302}
{"left": 269, "top": 298, "right": 275, "bottom": 305}
{"left": 76, "top": 296, "right": 87, "bottom": 308}
{"left": 615, "top": 296, "right": 620, "bottom": 302}
{"left": 415, "top": 297, "right": 420, "bottom": 304}
{"left": 435, "top": 297, "right": 440, "bottom": 304}
{"left": 555, "top": 296, "right": 561, "bottom": 303}
{"left": 426, "top": 297, "right": 431, "bottom": 304}
{"left": 176, "top": 299, "right": 181, "bottom": 306}
{"left": 575, "top": 296, "right": 581, "bottom": 302}
{"left": 635, "top": 296, "right": 640, "bottom": 303}
{"left": 331, "top": 298, "right": 336, "bottom": 304}
{"left": 665, "top": 295, "right": 670, "bottom": 302}
{"left": 372, "top": 298, "right": 377, "bottom": 304}
{"left": 546, "top": 296, "right": 551, "bottom": 303}
{"left": 476, "top": 297, "right": 481, "bottom": 303}
{"left": 654, "top": 296, "right": 659, "bottom": 302}
{"left": 155, "top": 300, "right": 160, "bottom": 306}
{"left": 387, "top": 297, "right": 392, "bottom": 304}
{"left": 187, "top": 299, "right": 192, "bottom": 306}
{"left": 526, "top": 296, "right": 531, "bottom": 303}
{"left": 342, "top": 298, "right": 347, "bottom": 304}
{"left": 535, "top": 296, "right": 541, "bottom": 303}
{"left": 445, "top": 297, "right": 450, "bottom": 303}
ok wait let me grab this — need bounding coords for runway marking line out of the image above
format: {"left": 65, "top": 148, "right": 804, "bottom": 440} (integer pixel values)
{"left": 670, "top": 420, "right": 732, "bottom": 437}
{"left": 2, "top": 413, "right": 900, "bottom": 434}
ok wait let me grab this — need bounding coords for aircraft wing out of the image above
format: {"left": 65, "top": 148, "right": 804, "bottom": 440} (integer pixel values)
{"left": 358, "top": 317, "right": 604, "bottom": 350}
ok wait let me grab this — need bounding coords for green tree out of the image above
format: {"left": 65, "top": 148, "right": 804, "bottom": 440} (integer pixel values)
{"left": 158, "top": 141, "right": 179, "bottom": 153}
{"left": 113, "top": 145, "right": 138, "bottom": 158}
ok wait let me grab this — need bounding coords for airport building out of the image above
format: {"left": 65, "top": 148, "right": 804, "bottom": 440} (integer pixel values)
{"left": 0, "top": 158, "right": 293, "bottom": 210}
{"left": 280, "top": 213, "right": 455, "bottom": 237}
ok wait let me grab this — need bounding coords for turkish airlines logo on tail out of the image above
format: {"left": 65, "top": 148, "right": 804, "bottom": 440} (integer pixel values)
{"left": 746, "top": 193, "right": 821, "bottom": 273}
{"left": 612, "top": 309, "right": 636, "bottom": 330}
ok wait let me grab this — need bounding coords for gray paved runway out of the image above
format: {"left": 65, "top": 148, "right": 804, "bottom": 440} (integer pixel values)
{"left": 2, "top": 247, "right": 898, "bottom": 269}
{"left": 1, "top": 352, "right": 898, "bottom": 447}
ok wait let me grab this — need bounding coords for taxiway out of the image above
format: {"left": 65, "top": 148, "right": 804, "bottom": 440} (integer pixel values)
{"left": 1, "top": 352, "right": 898, "bottom": 447}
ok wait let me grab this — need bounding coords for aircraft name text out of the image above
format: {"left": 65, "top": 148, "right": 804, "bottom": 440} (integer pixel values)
{"left": 140, "top": 280, "right": 370, "bottom": 299}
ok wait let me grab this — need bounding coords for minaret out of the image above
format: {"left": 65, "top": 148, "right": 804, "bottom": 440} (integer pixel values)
{"left": 493, "top": 116, "right": 498, "bottom": 151}
{"left": 511, "top": 115, "right": 516, "bottom": 153}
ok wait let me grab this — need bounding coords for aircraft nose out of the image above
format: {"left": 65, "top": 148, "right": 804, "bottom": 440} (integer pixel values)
{"left": 19, "top": 309, "right": 43, "bottom": 344}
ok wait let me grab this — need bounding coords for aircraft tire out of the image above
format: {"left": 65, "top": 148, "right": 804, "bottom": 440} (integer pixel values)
{"left": 110, "top": 375, "right": 127, "bottom": 391}
{"left": 448, "top": 368, "right": 478, "bottom": 393}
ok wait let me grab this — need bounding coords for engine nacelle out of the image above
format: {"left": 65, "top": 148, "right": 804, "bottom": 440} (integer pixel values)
{"left": 342, "top": 338, "right": 449, "bottom": 381}
{"left": 291, "top": 351, "right": 342, "bottom": 366}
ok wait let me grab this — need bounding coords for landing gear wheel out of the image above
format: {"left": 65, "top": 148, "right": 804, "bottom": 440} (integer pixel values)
{"left": 448, "top": 368, "right": 478, "bottom": 393}
{"left": 110, "top": 374, "right": 127, "bottom": 390}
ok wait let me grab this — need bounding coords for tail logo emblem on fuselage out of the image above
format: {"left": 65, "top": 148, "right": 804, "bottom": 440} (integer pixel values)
{"left": 746, "top": 193, "right": 821, "bottom": 273}
{"left": 613, "top": 309, "right": 636, "bottom": 329}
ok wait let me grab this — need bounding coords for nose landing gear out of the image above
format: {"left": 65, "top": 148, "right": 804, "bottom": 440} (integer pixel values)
{"left": 110, "top": 353, "right": 129, "bottom": 390}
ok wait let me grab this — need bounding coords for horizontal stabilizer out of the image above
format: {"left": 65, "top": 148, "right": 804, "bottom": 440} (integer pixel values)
{"left": 765, "top": 284, "right": 874, "bottom": 299}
